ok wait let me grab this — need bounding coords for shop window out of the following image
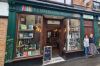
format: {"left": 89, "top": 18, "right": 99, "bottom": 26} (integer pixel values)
{"left": 66, "top": 19, "right": 81, "bottom": 51}
{"left": 16, "top": 14, "right": 42, "bottom": 58}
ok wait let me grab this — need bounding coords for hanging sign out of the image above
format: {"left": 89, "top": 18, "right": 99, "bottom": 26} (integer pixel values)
{"left": 43, "top": 46, "right": 52, "bottom": 64}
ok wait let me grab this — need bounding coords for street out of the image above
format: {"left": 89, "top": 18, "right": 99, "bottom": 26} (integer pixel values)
{"left": 46, "top": 55, "right": 100, "bottom": 66}
{"left": 5, "top": 55, "right": 100, "bottom": 66}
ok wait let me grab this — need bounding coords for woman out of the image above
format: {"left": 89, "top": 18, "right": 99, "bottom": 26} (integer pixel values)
{"left": 83, "top": 35, "right": 89, "bottom": 57}
{"left": 89, "top": 34, "right": 97, "bottom": 56}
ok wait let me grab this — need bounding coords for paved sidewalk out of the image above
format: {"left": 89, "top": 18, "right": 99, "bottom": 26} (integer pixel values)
{"left": 5, "top": 55, "right": 100, "bottom": 66}
{"left": 46, "top": 55, "right": 100, "bottom": 66}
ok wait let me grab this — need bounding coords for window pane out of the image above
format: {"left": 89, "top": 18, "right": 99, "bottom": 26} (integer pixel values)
{"left": 65, "top": 0, "right": 72, "bottom": 5}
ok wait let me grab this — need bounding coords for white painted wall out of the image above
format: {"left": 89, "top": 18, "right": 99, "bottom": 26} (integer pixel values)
{"left": 0, "top": 2, "right": 9, "bottom": 16}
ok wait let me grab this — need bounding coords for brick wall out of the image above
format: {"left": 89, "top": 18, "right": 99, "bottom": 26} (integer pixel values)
{"left": 73, "top": 0, "right": 84, "bottom": 6}
{"left": 72, "top": 0, "right": 93, "bottom": 11}
{"left": 0, "top": 18, "right": 8, "bottom": 66}
{"left": 85, "top": 0, "right": 93, "bottom": 11}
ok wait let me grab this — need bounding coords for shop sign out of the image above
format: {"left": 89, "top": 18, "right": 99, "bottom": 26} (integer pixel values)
{"left": 22, "top": 5, "right": 32, "bottom": 12}
{"left": 43, "top": 46, "right": 52, "bottom": 64}
{"left": 47, "top": 20, "right": 60, "bottom": 25}
{"left": 16, "top": 5, "right": 83, "bottom": 18}
{"left": 17, "top": 5, "right": 72, "bottom": 17}
{"left": 83, "top": 15, "right": 94, "bottom": 19}
{"left": 44, "top": 15, "right": 64, "bottom": 19}
{"left": 72, "top": 14, "right": 80, "bottom": 18}
{"left": 0, "top": 2, "right": 9, "bottom": 16}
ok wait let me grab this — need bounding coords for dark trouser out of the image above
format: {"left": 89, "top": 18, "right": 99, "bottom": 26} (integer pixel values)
{"left": 35, "top": 42, "right": 39, "bottom": 49}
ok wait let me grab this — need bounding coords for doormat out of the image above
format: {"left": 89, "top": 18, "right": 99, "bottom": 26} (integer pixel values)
{"left": 43, "top": 57, "right": 65, "bottom": 66}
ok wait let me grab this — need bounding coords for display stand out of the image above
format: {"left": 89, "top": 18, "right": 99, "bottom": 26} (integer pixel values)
{"left": 43, "top": 46, "right": 52, "bottom": 65}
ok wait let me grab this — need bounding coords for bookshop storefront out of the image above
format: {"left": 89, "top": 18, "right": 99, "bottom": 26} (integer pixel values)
{"left": 7, "top": 12, "right": 83, "bottom": 62}
{"left": 6, "top": 0, "right": 89, "bottom": 63}
{"left": 16, "top": 13, "right": 82, "bottom": 57}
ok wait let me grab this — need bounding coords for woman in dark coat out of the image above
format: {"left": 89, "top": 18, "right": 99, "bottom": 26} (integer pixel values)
{"left": 89, "top": 34, "right": 97, "bottom": 56}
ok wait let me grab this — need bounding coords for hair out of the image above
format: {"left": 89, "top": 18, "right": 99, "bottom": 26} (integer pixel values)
{"left": 84, "top": 34, "right": 88, "bottom": 38}
{"left": 89, "top": 33, "right": 94, "bottom": 38}
{"left": 33, "top": 26, "right": 37, "bottom": 30}
{"left": 90, "top": 33, "right": 93, "bottom": 35}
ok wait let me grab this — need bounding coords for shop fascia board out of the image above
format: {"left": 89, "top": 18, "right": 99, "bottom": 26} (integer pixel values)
{"left": 9, "top": 0, "right": 100, "bottom": 16}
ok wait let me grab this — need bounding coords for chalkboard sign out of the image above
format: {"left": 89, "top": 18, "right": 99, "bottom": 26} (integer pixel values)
{"left": 43, "top": 46, "right": 52, "bottom": 62}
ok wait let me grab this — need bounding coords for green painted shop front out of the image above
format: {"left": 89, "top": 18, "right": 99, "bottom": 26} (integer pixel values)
{"left": 5, "top": 0, "right": 100, "bottom": 63}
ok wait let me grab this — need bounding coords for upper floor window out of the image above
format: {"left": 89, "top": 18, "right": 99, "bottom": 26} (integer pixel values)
{"left": 49, "top": 0, "right": 64, "bottom": 3}
{"left": 16, "top": 0, "right": 72, "bottom": 5}
{"left": 94, "top": 0, "right": 100, "bottom": 2}
{"left": 65, "top": 0, "right": 72, "bottom": 5}
{"left": 93, "top": 0, "right": 100, "bottom": 11}
{"left": 93, "top": 2, "right": 100, "bottom": 10}
{"left": 45, "top": 0, "right": 72, "bottom": 5}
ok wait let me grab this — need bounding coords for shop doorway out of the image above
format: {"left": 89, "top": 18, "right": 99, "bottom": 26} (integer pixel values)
{"left": 84, "top": 20, "right": 94, "bottom": 36}
{"left": 44, "top": 16, "right": 66, "bottom": 57}
{"left": 46, "top": 26, "right": 60, "bottom": 57}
